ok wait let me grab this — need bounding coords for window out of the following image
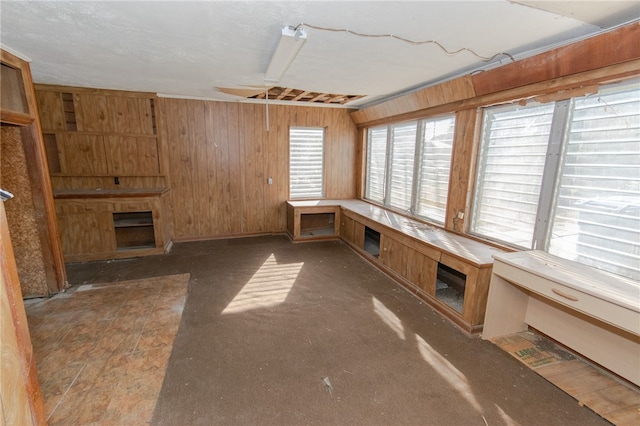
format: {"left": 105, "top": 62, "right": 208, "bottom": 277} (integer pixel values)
{"left": 472, "top": 80, "right": 640, "bottom": 280}
{"left": 416, "top": 118, "right": 456, "bottom": 220}
{"left": 365, "top": 127, "right": 388, "bottom": 203}
{"left": 364, "top": 115, "right": 455, "bottom": 224}
{"left": 388, "top": 122, "right": 417, "bottom": 211}
{"left": 289, "top": 127, "right": 325, "bottom": 199}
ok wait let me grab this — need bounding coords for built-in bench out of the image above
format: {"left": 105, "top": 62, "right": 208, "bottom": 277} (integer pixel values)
{"left": 286, "top": 199, "right": 506, "bottom": 335}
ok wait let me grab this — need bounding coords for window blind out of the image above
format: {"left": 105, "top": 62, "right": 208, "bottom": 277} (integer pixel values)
{"left": 366, "top": 127, "right": 388, "bottom": 203}
{"left": 289, "top": 127, "right": 325, "bottom": 199}
{"left": 388, "top": 122, "right": 417, "bottom": 211}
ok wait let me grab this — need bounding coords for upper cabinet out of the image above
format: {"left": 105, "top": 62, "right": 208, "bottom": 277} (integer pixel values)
{"left": 35, "top": 86, "right": 161, "bottom": 177}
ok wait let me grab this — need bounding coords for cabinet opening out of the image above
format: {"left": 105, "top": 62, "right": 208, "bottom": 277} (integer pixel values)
{"left": 61, "top": 92, "right": 77, "bottom": 130}
{"left": 300, "top": 212, "right": 335, "bottom": 237}
{"left": 364, "top": 227, "right": 380, "bottom": 257}
{"left": 113, "top": 211, "right": 155, "bottom": 250}
{"left": 435, "top": 263, "right": 466, "bottom": 313}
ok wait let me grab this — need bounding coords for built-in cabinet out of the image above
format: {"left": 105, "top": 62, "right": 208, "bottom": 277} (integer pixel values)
{"left": 35, "top": 86, "right": 162, "bottom": 179}
{"left": 286, "top": 202, "right": 341, "bottom": 240}
{"left": 54, "top": 189, "right": 171, "bottom": 262}
{"left": 35, "top": 85, "right": 172, "bottom": 261}
{"left": 288, "top": 200, "right": 504, "bottom": 334}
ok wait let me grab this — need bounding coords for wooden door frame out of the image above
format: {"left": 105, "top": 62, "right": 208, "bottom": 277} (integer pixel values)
{"left": 1, "top": 49, "right": 67, "bottom": 292}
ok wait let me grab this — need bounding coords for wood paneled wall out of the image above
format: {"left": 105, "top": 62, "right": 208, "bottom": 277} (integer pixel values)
{"left": 158, "top": 99, "right": 357, "bottom": 240}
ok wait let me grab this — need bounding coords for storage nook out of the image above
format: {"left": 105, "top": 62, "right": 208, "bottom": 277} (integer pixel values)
{"left": 287, "top": 199, "right": 505, "bottom": 334}
{"left": 286, "top": 201, "right": 341, "bottom": 241}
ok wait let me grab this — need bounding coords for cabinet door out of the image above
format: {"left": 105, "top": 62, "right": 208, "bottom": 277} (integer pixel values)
{"left": 74, "top": 93, "right": 110, "bottom": 132}
{"left": 106, "top": 96, "right": 155, "bottom": 135}
{"left": 35, "top": 90, "right": 66, "bottom": 131}
{"left": 381, "top": 235, "right": 438, "bottom": 293}
{"left": 57, "top": 133, "right": 108, "bottom": 175}
{"left": 340, "top": 214, "right": 354, "bottom": 241}
{"left": 57, "top": 211, "right": 115, "bottom": 256}
{"left": 406, "top": 248, "right": 437, "bottom": 295}
{"left": 380, "top": 235, "right": 408, "bottom": 277}
{"left": 104, "top": 136, "right": 160, "bottom": 175}
{"left": 353, "top": 221, "right": 365, "bottom": 249}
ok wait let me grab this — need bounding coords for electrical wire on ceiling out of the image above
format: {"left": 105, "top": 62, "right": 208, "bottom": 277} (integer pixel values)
{"left": 296, "top": 23, "right": 515, "bottom": 63}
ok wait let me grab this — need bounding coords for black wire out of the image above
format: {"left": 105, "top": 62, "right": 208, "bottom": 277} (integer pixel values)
{"left": 297, "top": 22, "right": 515, "bottom": 63}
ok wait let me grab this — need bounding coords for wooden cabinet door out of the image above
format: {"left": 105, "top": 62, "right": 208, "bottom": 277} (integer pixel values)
{"left": 106, "top": 96, "right": 154, "bottom": 135}
{"left": 74, "top": 93, "right": 110, "bottom": 132}
{"left": 104, "top": 136, "right": 160, "bottom": 175}
{"left": 340, "top": 214, "right": 354, "bottom": 241}
{"left": 406, "top": 248, "right": 438, "bottom": 295}
{"left": 57, "top": 133, "right": 108, "bottom": 175}
{"left": 381, "top": 234, "right": 438, "bottom": 294}
{"left": 341, "top": 214, "right": 365, "bottom": 249}
{"left": 352, "top": 221, "right": 365, "bottom": 249}
{"left": 35, "top": 90, "right": 66, "bottom": 131}
{"left": 380, "top": 235, "right": 408, "bottom": 277}
{"left": 58, "top": 211, "right": 115, "bottom": 256}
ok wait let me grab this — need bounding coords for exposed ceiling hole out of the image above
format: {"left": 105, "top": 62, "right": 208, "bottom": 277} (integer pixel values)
{"left": 250, "top": 87, "right": 364, "bottom": 105}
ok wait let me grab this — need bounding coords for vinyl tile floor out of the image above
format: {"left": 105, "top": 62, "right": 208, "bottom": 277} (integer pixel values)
{"left": 24, "top": 273, "right": 189, "bottom": 425}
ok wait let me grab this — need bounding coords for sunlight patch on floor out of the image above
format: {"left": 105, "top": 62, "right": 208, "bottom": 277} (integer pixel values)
{"left": 416, "top": 333, "right": 483, "bottom": 413}
{"left": 222, "top": 254, "right": 303, "bottom": 314}
{"left": 373, "top": 297, "right": 405, "bottom": 340}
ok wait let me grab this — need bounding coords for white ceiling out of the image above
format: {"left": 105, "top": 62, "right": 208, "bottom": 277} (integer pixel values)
{"left": 1, "top": 1, "right": 639, "bottom": 108}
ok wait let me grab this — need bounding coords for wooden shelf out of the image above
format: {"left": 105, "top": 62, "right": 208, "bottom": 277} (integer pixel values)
{"left": 54, "top": 188, "right": 169, "bottom": 199}
{"left": 113, "top": 220, "right": 153, "bottom": 228}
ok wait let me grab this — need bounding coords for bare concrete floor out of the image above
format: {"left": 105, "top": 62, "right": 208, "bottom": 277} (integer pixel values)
{"left": 63, "top": 235, "right": 611, "bottom": 426}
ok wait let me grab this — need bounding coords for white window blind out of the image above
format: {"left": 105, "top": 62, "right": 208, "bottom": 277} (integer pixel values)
{"left": 289, "top": 127, "right": 324, "bottom": 199}
{"left": 472, "top": 79, "right": 640, "bottom": 281}
{"left": 471, "top": 103, "right": 555, "bottom": 247}
{"left": 365, "top": 127, "right": 388, "bottom": 203}
{"left": 548, "top": 86, "right": 640, "bottom": 280}
{"left": 388, "top": 122, "right": 418, "bottom": 211}
{"left": 416, "top": 116, "right": 455, "bottom": 223}
{"left": 364, "top": 115, "right": 455, "bottom": 223}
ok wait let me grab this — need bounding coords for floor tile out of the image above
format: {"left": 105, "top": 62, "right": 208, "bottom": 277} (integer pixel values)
{"left": 25, "top": 274, "right": 189, "bottom": 424}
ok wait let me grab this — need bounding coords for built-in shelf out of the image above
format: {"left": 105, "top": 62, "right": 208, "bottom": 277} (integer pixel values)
{"left": 113, "top": 211, "right": 154, "bottom": 250}
{"left": 286, "top": 202, "right": 340, "bottom": 241}
{"left": 299, "top": 212, "right": 335, "bottom": 238}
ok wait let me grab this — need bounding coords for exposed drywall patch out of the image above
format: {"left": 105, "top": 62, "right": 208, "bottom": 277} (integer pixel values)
{"left": 1, "top": 126, "right": 49, "bottom": 297}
